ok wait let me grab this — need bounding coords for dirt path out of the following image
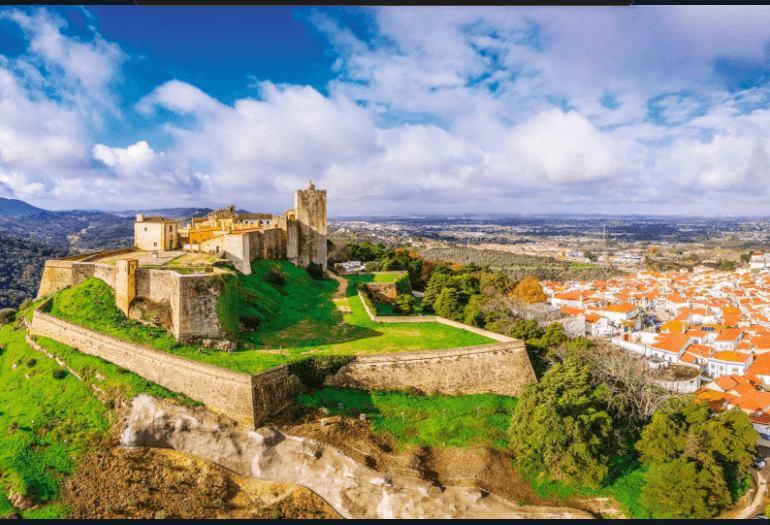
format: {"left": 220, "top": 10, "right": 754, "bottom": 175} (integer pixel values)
{"left": 326, "top": 269, "right": 348, "bottom": 300}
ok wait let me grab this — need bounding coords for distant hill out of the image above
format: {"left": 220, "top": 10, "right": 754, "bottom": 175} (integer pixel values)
{"left": 115, "top": 207, "right": 214, "bottom": 220}
{"left": 0, "top": 232, "right": 69, "bottom": 309}
{"left": 0, "top": 197, "right": 50, "bottom": 216}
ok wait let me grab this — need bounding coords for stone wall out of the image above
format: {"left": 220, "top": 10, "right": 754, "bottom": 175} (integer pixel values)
{"left": 251, "top": 364, "right": 302, "bottom": 422}
{"left": 135, "top": 269, "right": 223, "bottom": 343}
{"left": 37, "top": 261, "right": 75, "bottom": 298}
{"left": 224, "top": 234, "right": 250, "bottom": 274}
{"left": 327, "top": 340, "right": 534, "bottom": 397}
{"left": 30, "top": 300, "right": 299, "bottom": 427}
{"left": 72, "top": 262, "right": 118, "bottom": 289}
{"left": 365, "top": 282, "right": 398, "bottom": 305}
{"left": 176, "top": 274, "right": 224, "bottom": 343}
{"left": 336, "top": 290, "right": 537, "bottom": 395}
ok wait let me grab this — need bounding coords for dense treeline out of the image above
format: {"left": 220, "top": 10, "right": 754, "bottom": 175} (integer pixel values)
{"left": 420, "top": 246, "right": 627, "bottom": 283}
{"left": 0, "top": 233, "right": 69, "bottom": 309}
{"left": 509, "top": 347, "right": 758, "bottom": 518}
{"left": 343, "top": 242, "right": 551, "bottom": 332}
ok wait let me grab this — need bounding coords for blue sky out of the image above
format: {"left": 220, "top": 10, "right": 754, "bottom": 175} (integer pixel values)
{"left": 3, "top": 6, "right": 770, "bottom": 215}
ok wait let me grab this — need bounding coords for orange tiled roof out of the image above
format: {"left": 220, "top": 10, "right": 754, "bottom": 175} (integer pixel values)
{"left": 749, "top": 353, "right": 770, "bottom": 377}
{"left": 711, "top": 350, "right": 751, "bottom": 363}
{"left": 685, "top": 344, "right": 712, "bottom": 358}
{"left": 714, "top": 375, "right": 739, "bottom": 391}
{"left": 607, "top": 302, "right": 636, "bottom": 314}
{"left": 716, "top": 328, "right": 743, "bottom": 342}
{"left": 651, "top": 333, "right": 691, "bottom": 354}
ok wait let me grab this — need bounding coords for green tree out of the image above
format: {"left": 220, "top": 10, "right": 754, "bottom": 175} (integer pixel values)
{"left": 508, "top": 355, "right": 613, "bottom": 487}
{"left": 433, "top": 287, "right": 461, "bottom": 320}
{"left": 636, "top": 402, "right": 758, "bottom": 518}
{"left": 394, "top": 294, "right": 416, "bottom": 315}
{"left": 462, "top": 294, "right": 488, "bottom": 327}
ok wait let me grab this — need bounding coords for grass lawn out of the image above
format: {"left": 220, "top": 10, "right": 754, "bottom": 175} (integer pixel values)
{"left": 295, "top": 386, "right": 518, "bottom": 451}
{"left": 345, "top": 273, "right": 401, "bottom": 284}
{"left": 43, "top": 261, "right": 493, "bottom": 375}
{"left": 0, "top": 320, "right": 196, "bottom": 518}
{"left": 524, "top": 457, "right": 650, "bottom": 519}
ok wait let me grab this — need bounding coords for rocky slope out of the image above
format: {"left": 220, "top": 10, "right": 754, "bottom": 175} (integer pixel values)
{"left": 120, "top": 394, "right": 594, "bottom": 519}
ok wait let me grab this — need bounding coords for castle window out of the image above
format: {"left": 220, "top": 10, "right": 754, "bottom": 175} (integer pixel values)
{"left": 154, "top": 242, "right": 157, "bottom": 247}
{"left": 144, "top": 227, "right": 148, "bottom": 231}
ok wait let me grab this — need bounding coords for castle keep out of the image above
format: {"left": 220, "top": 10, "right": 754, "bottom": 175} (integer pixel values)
{"left": 37, "top": 182, "right": 327, "bottom": 343}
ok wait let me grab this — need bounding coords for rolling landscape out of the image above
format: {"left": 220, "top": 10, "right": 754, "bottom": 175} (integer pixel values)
{"left": 3, "top": 5, "right": 770, "bottom": 521}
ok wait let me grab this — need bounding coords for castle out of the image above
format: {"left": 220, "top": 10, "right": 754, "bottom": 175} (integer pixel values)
{"left": 133, "top": 180, "right": 327, "bottom": 274}
{"left": 37, "top": 182, "right": 327, "bottom": 343}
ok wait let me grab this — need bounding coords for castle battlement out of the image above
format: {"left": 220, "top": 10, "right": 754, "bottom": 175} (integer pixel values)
{"left": 37, "top": 182, "right": 328, "bottom": 343}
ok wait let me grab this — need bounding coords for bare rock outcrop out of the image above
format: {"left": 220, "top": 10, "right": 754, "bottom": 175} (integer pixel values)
{"left": 120, "top": 394, "right": 593, "bottom": 519}
{"left": 7, "top": 488, "right": 33, "bottom": 512}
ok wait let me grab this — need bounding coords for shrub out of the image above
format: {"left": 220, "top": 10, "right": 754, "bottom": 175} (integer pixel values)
{"left": 212, "top": 261, "right": 234, "bottom": 270}
{"left": 0, "top": 308, "right": 16, "bottom": 325}
{"left": 306, "top": 262, "right": 324, "bottom": 280}
{"left": 25, "top": 357, "right": 36, "bottom": 368}
{"left": 18, "top": 298, "right": 33, "bottom": 311}
{"left": 395, "top": 274, "right": 411, "bottom": 296}
{"left": 394, "top": 294, "right": 416, "bottom": 315}
{"left": 52, "top": 369, "right": 66, "bottom": 379}
{"left": 287, "top": 356, "right": 356, "bottom": 389}
{"left": 266, "top": 267, "right": 288, "bottom": 286}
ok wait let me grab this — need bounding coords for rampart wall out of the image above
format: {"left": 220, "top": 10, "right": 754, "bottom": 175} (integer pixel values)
{"left": 29, "top": 299, "right": 299, "bottom": 427}
{"left": 365, "top": 282, "right": 398, "bottom": 305}
{"left": 326, "top": 291, "right": 536, "bottom": 396}
{"left": 37, "top": 247, "right": 136, "bottom": 298}
{"left": 72, "top": 262, "right": 118, "bottom": 289}
{"left": 326, "top": 340, "right": 533, "bottom": 397}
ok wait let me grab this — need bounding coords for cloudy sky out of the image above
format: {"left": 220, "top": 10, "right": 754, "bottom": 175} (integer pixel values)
{"left": 3, "top": 6, "right": 770, "bottom": 216}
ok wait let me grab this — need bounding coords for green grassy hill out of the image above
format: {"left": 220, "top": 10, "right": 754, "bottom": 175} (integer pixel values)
{"left": 0, "top": 311, "right": 196, "bottom": 518}
{"left": 43, "top": 260, "right": 494, "bottom": 375}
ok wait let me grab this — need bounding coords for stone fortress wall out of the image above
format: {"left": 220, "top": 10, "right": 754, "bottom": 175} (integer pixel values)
{"left": 37, "top": 254, "right": 224, "bottom": 344}
{"left": 30, "top": 298, "right": 300, "bottom": 427}
{"left": 323, "top": 289, "right": 536, "bottom": 396}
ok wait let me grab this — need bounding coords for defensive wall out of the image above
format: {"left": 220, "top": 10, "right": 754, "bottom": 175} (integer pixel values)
{"left": 29, "top": 298, "right": 301, "bottom": 427}
{"left": 324, "top": 290, "right": 536, "bottom": 396}
{"left": 38, "top": 252, "right": 223, "bottom": 343}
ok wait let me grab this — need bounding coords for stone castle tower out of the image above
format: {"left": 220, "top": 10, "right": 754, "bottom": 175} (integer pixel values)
{"left": 291, "top": 180, "right": 327, "bottom": 271}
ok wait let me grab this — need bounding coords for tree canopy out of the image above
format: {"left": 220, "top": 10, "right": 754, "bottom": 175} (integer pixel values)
{"left": 508, "top": 355, "right": 613, "bottom": 487}
{"left": 636, "top": 402, "right": 758, "bottom": 519}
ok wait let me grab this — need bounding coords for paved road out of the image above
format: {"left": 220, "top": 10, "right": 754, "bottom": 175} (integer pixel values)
{"left": 746, "top": 464, "right": 769, "bottom": 519}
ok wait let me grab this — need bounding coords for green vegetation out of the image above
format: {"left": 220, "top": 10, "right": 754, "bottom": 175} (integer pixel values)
{"left": 0, "top": 232, "right": 69, "bottom": 310}
{"left": 43, "top": 263, "right": 493, "bottom": 375}
{"left": 296, "top": 386, "right": 518, "bottom": 450}
{"left": 345, "top": 243, "right": 425, "bottom": 290}
{"left": 0, "top": 326, "right": 107, "bottom": 517}
{"left": 419, "top": 245, "right": 626, "bottom": 283}
{"left": 509, "top": 354, "right": 613, "bottom": 488}
{"left": 30, "top": 336, "right": 200, "bottom": 406}
{"left": 636, "top": 402, "right": 757, "bottom": 519}
{"left": 0, "top": 295, "right": 203, "bottom": 518}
